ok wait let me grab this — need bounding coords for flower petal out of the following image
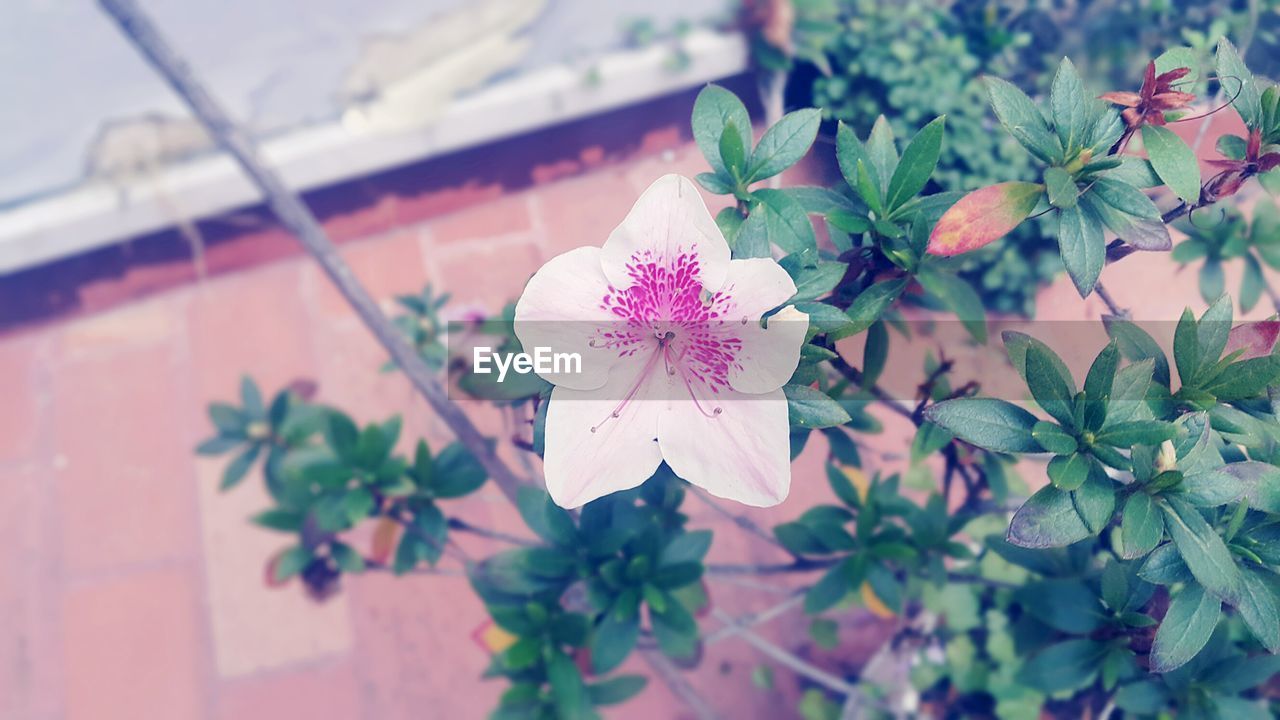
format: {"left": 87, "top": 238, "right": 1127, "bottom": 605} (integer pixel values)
{"left": 658, "top": 386, "right": 792, "bottom": 507}
{"left": 601, "top": 174, "right": 730, "bottom": 294}
{"left": 728, "top": 304, "right": 809, "bottom": 394}
{"left": 542, "top": 356, "right": 668, "bottom": 508}
{"left": 514, "top": 246, "right": 620, "bottom": 391}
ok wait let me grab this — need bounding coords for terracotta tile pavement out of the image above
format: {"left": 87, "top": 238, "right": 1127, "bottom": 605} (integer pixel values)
{"left": 1, "top": 129, "right": 1278, "bottom": 720}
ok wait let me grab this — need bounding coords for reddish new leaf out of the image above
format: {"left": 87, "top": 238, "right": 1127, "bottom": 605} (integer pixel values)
{"left": 1226, "top": 320, "right": 1280, "bottom": 360}
{"left": 928, "top": 182, "right": 1044, "bottom": 256}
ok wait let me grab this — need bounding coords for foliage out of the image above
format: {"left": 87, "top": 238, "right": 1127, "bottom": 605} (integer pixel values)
{"left": 197, "top": 22, "right": 1280, "bottom": 720}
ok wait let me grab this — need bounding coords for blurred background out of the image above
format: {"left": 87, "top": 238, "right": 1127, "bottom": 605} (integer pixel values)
{"left": 1, "top": 1, "right": 1278, "bottom": 719}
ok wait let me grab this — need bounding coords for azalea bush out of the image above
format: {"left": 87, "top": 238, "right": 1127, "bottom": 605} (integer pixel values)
{"left": 198, "top": 36, "right": 1280, "bottom": 720}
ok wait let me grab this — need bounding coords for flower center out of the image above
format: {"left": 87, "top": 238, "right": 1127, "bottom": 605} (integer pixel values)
{"left": 587, "top": 249, "right": 745, "bottom": 431}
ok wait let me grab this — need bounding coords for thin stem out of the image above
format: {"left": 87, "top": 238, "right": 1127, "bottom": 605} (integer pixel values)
{"left": 704, "top": 592, "right": 805, "bottom": 645}
{"left": 640, "top": 652, "right": 719, "bottom": 720}
{"left": 706, "top": 558, "right": 837, "bottom": 575}
{"left": 828, "top": 354, "right": 917, "bottom": 424}
{"left": 448, "top": 518, "right": 536, "bottom": 547}
{"left": 96, "top": 0, "right": 528, "bottom": 507}
{"left": 710, "top": 608, "right": 857, "bottom": 696}
{"left": 1094, "top": 282, "right": 1129, "bottom": 318}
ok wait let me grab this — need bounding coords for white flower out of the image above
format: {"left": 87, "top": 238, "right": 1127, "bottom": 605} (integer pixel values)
{"left": 514, "top": 175, "right": 808, "bottom": 508}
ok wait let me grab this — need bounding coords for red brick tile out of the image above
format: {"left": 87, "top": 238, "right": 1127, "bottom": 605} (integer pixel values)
{"left": 348, "top": 572, "right": 501, "bottom": 719}
{"left": 187, "top": 262, "right": 317, "bottom": 411}
{"left": 62, "top": 569, "right": 205, "bottom": 720}
{"left": 0, "top": 464, "right": 64, "bottom": 720}
{"left": 308, "top": 229, "right": 428, "bottom": 319}
{"left": 50, "top": 340, "right": 198, "bottom": 576}
{"left": 394, "top": 182, "right": 504, "bottom": 227}
{"left": 530, "top": 170, "right": 636, "bottom": 259}
{"left": 325, "top": 194, "right": 399, "bottom": 244}
{"left": 430, "top": 194, "right": 534, "bottom": 245}
{"left": 0, "top": 333, "right": 45, "bottom": 463}
{"left": 429, "top": 237, "right": 542, "bottom": 312}
{"left": 215, "top": 659, "right": 362, "bottom": 720}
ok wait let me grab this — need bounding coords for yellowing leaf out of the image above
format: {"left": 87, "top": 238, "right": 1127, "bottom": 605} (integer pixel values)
{"left": 370, "top": 517, "right": 401, "bottom": 565}
{"left": 861, "top": 581, "right": 896, "bottom": 619}
{"left": 472, "top": 620, "right": 518, "bottom": 654}
{"left": 841, "top": 466, "right": 870, "bottom": 503}
{"left": 928, "top": 182, "right": 1044, "bottom": 256}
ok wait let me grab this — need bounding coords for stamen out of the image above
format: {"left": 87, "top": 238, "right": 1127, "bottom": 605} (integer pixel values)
{"left": 590, "top": 343, "right": 663, "bottom": 433}
{"left": 674, "top": 362, "right": 723, "bottom": 420}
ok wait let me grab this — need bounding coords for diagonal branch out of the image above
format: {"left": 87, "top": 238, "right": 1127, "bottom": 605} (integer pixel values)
{"left": 96, "top": 0, "right": 529, "bottom": 507}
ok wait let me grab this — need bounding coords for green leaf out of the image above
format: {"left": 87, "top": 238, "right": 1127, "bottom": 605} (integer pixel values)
{"left": 221, "top": 443, "right": 261, "bottom": 490}
{"left": 748, "top": 108, "right": 821, "bottom": 182}
{"left": 1083, "top": 342, "right": 1119, "bottom": 428}
{"left": 1160, "top": 497, "right": 1242, "bottom": 602}
{"left": 1115, "top": 680, "right": 1172, "bottom": 715}
{"left": 1142, "top": 125, "right": 1201, "bottom": 204}
{"left": 863, "top": 321, "right": 889, "bottom": 385}
{"left": 1050, "top": 58, "right": 1091, "bottom": 152}
{"left": 547, "top": 651, "right": 590, "bottom": 720}
{"left": 1238, "top": 567, "right": 1280, "bottom": 653}
{"left": 754, "top": 188, "right": 818, "bottom": 254}
{"left": 843, "top": 278, "right": 907, "bottom": 337}
{"left": 273, "top": 545, "right": 311, "bottom": 582}
{"left": 1094, "top": 420, "right": 1176, "bottom": 447}
{"left": 1018, "top": 638, "right": 1105, "bottom": 693}
{"left": 1104, "top": 317, "right": 1170, "bottom": 386}
{"left": 718, "top": 121, "right": 747, "bottom": 179}
{"left": 696, "top": 172, "right": 734, "bottom": 195}
{"left": 252, "top": 508, "right": 303, "bottom": 533}
{"left": 1044, "top": 167, "right": 1078, "bottom": 209}
{"left": 1057, "top": 203, "right": 1106, "bottom": 297}
{"left": 432, "top": 442, "right": 486, "bottom": 498}
{"left": 1179, "top": 467, "right": 1248, "bottom": 507}
{"left": 836, "top": 122, "right": 881, "bottom": 209}
{"left": 240, "top": 376, "right": 265, "bottom": 419}
{"left": 1007, "top": 485, "right": 1093, "bottom": 548}
{"left": 692, "top": 85, "right": 752, "bottom": 178}
{"left": 1139, "top": 543, "right": 1193, "bottom": 585}
{"left": 923, "top": 398, "right": 1042, "bottom": 453}
{"left": 330, "top": 541, "right": 365, "bottom": 573}
{"left": 661, "top": 530, "right": 712, "bottom": 566}
{"left": 865, "top": 116, "right": 899, "bottom": 197}
{"left": 984, "top": 76, "right": 1063, "bottom": 163}
{"left": 1047, "top": 453, "right": 1090, "bottom": 491}
{"left": 805, "top": 558, "right": 855, "bottom": 613}
{"left": 1216, "top": 38, "right": 1261, "bottom": 129}
{"left": 1241, "top": 254, "right": 1265, "bottom": 312}
{"left": 650, "top": 596, "right": 699, "bottom": 661}
{"left": 1033, "top": 422, "right": 1078, "bottom": 455}
{"left": 885, "top": 116, "right": 945, "bottom": 211}
{"left": 209, "top": 403, "right": 248, "bottom": 436}
{"left": 1073, "top": 462, "right": 1116, "bottom": 533}
{"left": 1086, "top": 177, "right": 1172, "bottom": 251}
{"left": 1200, "top": 261, "right": 1224, "bottom": 303}
{"left": 591, "top": 611, "right": 640, "bottom": 674}
{"left": 196, "top": 434, "right": 244, "bottom": 457}
{"left": 795, "top": 301, "right": 854, "bottom": 338}
{"left": 1120, "top": 493, "right": 1164, "bottom": 559}
{"left": 1016, "top": 579, "right": 1105, "bottom": 634}
{"left": 1205, "top": 355, "right": 1280, "bottom": 402}
{"left": 587, "top": 675, "right": 647, "bottom": 706}
{"left": 785, "top": 385, "right": 852, "bottom": 429}
{"left": 1151, "top": 583, "right": 1221, "bottom": 673}
{"left": 916, "top": 269, "right": 986, "bottom": 342}
{"left": 1026, "top": 343, "right": 1077, "bottom": 427}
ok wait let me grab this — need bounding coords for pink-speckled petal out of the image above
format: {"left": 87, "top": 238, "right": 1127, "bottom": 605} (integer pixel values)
{"left": 514, "top": 246, "right": 625, "bottom": 391}
{"left": 600, "top": 174, "right": 730, "bottom": 294}
{"left": 657, "top": 386, "right": 792, "bottom": 507}
{"left": 712, "top": 259, "right": 807, "bottom": 394}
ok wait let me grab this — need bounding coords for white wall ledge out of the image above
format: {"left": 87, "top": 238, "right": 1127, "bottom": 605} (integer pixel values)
{"left": 0, "top": 29, "right": 747, "bottom": 276}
